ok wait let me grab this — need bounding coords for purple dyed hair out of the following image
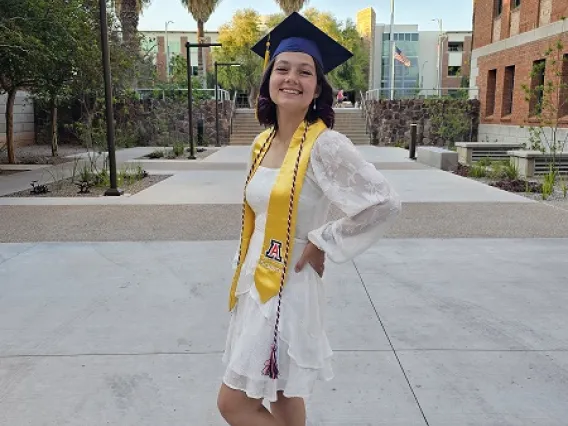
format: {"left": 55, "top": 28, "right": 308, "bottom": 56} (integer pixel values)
{"left": 255, "top": 57, "right": 335, "bottom": 129}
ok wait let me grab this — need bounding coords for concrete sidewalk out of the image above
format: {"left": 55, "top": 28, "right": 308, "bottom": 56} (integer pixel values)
{"left": 1, "top": 239, "right": 567, "bottom": 425}
{"left": 2, "top": 145, "right": 568, "bottom": 425}
{"left": 0, "top": 146, "right": 533, "bottom": 205}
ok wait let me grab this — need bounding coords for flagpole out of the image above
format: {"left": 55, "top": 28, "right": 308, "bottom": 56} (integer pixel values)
{"left": 389, "top": 0, "right": 395, "bottom": 100}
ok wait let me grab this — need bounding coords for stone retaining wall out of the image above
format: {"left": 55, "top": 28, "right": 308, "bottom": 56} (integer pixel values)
{"left": 365, "top": 99, "right": 480, "bottom": 147}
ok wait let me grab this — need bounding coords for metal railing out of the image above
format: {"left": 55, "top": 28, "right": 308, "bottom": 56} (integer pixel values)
{"left": 136, "top": 88, "right": 231, "bottom": 102}
{"left": 229, "top": 90, "right": 238, "bottom": 136}
{"left": 359, "top": 90, "right": 372, "bottom": 145}
{"left": 365, "top": 87, "right": 479, "bottom": 100}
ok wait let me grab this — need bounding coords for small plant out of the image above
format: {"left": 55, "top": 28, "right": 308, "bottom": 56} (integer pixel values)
{"left": 30, "top": 181, "right": 49, "bottom": 194}
{"left": 541, "top": 166, "right": 557, "bottom": 200}
{"left": 469, "top": 163, "right": 487, "bottom": 178}
{"left": 147, "top": 149, "right": 165, "bottom": 159}
{"left": 173, "top": 142, "right": 184, "bottom": 157}
{"left": 504, "top": 161, "right": 519, "bottom": 180}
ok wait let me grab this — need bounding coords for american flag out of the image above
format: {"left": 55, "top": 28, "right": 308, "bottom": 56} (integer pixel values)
{"left": 394, "top": 46, "right": 411, "bottom": 67}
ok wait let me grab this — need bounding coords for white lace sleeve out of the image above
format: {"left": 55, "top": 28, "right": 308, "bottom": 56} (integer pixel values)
{"left": 307, "top": 130, "right": 402, "bottom": 263}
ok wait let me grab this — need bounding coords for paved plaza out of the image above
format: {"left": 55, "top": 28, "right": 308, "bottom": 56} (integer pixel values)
{"left": 1, "top": 146, "right": 568, "bottom": 425}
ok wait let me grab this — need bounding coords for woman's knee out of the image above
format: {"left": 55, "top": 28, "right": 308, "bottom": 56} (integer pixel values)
{"left": 217, "top": 383, "right": 257, "bottom": 421}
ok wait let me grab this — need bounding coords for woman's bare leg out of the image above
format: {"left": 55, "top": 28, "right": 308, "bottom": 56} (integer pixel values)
{"left": 217, "top": 383, "right": 281, "bottom": 426}
{"left": 270, "top": 391, "right": 306, "bottom": 426}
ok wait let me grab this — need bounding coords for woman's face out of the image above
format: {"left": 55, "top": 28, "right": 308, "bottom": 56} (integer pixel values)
{"left": 269, "top": 51, "right": 319, "bottom": 113}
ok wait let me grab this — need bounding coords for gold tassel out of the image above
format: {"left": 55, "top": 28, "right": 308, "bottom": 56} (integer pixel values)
{"left": 263, "top": 35, "right": 271, "bottom": 71}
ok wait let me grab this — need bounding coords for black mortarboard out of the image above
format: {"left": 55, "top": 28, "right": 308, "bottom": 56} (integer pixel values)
{"left": 251, "top": 12, "right": 353, "bottom": 74}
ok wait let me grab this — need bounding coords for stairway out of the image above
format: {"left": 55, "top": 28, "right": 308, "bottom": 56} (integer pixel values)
{"left": 229, "top": 108, "right": 370, "bottom": 146}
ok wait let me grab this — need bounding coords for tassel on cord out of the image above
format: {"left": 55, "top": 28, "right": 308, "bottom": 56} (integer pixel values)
{"left": 263, "top": 35, "right": 271, "bottom": 71}
{"left": 263, "top": 343, "right": 279, "bottom": 379}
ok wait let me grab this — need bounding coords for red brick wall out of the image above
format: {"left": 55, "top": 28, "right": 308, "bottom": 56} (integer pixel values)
{"left": 462, "top": 36, "right": 473, "bottom": 79}
{"left": 552, "top": 0, "right": 568, "bottom": 21}
{"left": 519, "top": 0, "right": 541, "bottom": 32}
{"left": 477, "top": 31, "right": 568, "bottom": 126}
{"left": 474, "top": 0, "right": 568, "bottom": 49}
{"left": 156, "top": 35, "right": 166, "bottom": 81}
{"left": 472, "top": 0, "right": 496, "bottom": 49}
{"left": 180, "top": 37, "right": 188, "bottom": 59}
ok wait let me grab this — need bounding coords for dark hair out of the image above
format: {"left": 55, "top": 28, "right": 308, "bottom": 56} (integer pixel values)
{"left": 255, "top": 57, "right": 335, "bottom": 129}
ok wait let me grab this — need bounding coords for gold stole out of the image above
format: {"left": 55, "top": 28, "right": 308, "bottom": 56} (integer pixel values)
{"left": 228, "top": 119, "right": 328, "bottom": 310}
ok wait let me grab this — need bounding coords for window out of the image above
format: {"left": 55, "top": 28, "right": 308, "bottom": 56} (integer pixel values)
{"left": 512, "top": 0, "right": 521, "bottom": 8}
{"left": 530, "top": 59, "right": 546, "bottom": 115}
{"left": 495, "top": 0, "right": 503, "bottom": 15}
{"left": 448, "top": 66, "right": 461, "bottom": 76}
{"left": 502, "top": 66, "right": 515, "bottom": 116}
{"left": 448, "top": 42, "right": 464, "bottom": 52}
{"left": 486, "top": 69, "right": 497, "bottom": 116}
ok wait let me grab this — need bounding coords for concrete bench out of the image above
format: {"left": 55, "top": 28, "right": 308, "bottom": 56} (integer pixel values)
{"left": 416, "top": 146, "right": 458, "bottom": 171}
{"left": 455, "top": 142, "right": 524, "bottom": 166}
{"left": 508, "top": 150, "right": 568, "bottom": 178}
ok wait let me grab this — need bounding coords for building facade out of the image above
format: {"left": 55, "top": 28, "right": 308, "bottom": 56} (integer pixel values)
{"left": 139, "top": 30, "right": 220, "bottom": 82}
{"left": 358, "top": 8, "right": 472, "bottom": 99}
{"left": 469, "top": 0, "right": 568, "bottom": 145}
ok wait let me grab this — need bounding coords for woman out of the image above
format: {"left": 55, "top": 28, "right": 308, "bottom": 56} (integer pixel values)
{"left": 217, "top": 12, "right": 401, "bottom": 426}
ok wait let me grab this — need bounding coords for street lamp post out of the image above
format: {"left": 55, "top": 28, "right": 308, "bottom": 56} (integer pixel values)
{"left": 98, "top": 0, "right": 121, "bottom": 196}
{"left": 432, "top": 18, "right": 443, "bottom": 97}
{"left": 186, "top": 41, "right": 222, "bottom": 159}
{"left": 420, "top": 60, "right": 428, "bottom": 95}
{"left": 214, "top": 61, "right": 241, "bottom": 147}
{"left": 165, "top": 20, "right": 174, "bottom": 80}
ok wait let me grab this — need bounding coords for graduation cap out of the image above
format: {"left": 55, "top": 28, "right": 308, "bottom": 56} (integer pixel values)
{"left": 251, "top": 12, "right": 353, "bottom": 74}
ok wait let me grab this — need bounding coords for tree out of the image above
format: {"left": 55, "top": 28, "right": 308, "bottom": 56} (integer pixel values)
{"left": 31, "top": 0, "right": 97, "bottom": 157}
{"left": 264, "top": 13, "right": 285, "bottom": 30}
{"left": 112, "top": 0, "right": 151, "bottom": 50}
{"left": 303, "top": 8, "right": 341, "bottom": 41}
{"left": 212, "top": 9, "right": 264, "bottom": 107}
{"left": 328, "top": 18, "right": 369, "bottom": 94}
{"left": 0, "top": 0, "right": 48, "bottom": 163}
{"left": 521, "top": 29, "right": 568, "bottom": 168}
{"left": 274, "top": 0, "right": 307, "bottom": 15}
{"left": 181, "top": 0, "right": 222, "bottom": 88}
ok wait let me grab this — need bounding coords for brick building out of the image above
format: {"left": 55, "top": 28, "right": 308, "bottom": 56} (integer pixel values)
{"left": 469, "top": 0, "right": 568, "bottom": 146}
{"left": 440, "top": 32, "right": 473, "bottom": 93}
{"left": 140, "top": 30, "right": 219, "bottom": 82}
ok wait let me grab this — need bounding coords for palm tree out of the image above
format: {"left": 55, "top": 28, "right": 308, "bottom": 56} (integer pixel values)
{"left": 181, "top": 0, "right": 222, "bottom": 87}
{"left": 274, "top": 0, "right": 307, "bottom": 15}
{"left": 112, "top": 0, "right": 151, "bottom": 48}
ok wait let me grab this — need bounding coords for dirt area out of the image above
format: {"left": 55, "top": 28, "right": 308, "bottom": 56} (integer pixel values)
{"left": 2, "top": 174, "right": 171, "bottom": 198}
{"left": 0, "top": 143, "right": 87, "bottom": 165}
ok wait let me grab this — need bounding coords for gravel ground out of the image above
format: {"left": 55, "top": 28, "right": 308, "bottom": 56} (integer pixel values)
{"left": 0, "top": 143, "right": 87, "bottom": 165}
{"left": 2, "top": 174, "right": 171, "bottom": 198}
{"left": 2, "top": 202, "right": 568, "bottom": 243}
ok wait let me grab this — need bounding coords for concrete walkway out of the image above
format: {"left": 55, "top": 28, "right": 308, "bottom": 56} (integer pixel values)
{"left": 1, "top": 145, "right": 568, "bottom": 425}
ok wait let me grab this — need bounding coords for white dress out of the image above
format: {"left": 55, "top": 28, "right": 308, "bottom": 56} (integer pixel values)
{"left": 222, "top": 129, "right": 402, "bottom": 402}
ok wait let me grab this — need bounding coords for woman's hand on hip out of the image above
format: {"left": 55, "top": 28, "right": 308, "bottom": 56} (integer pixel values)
{"left": 295, "top": 242, "right": 325, "bottom": 277}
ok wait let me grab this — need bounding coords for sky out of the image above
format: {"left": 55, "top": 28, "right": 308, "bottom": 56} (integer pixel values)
{"left": 138, "top": 0, "right": 474, "bottom": 33}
